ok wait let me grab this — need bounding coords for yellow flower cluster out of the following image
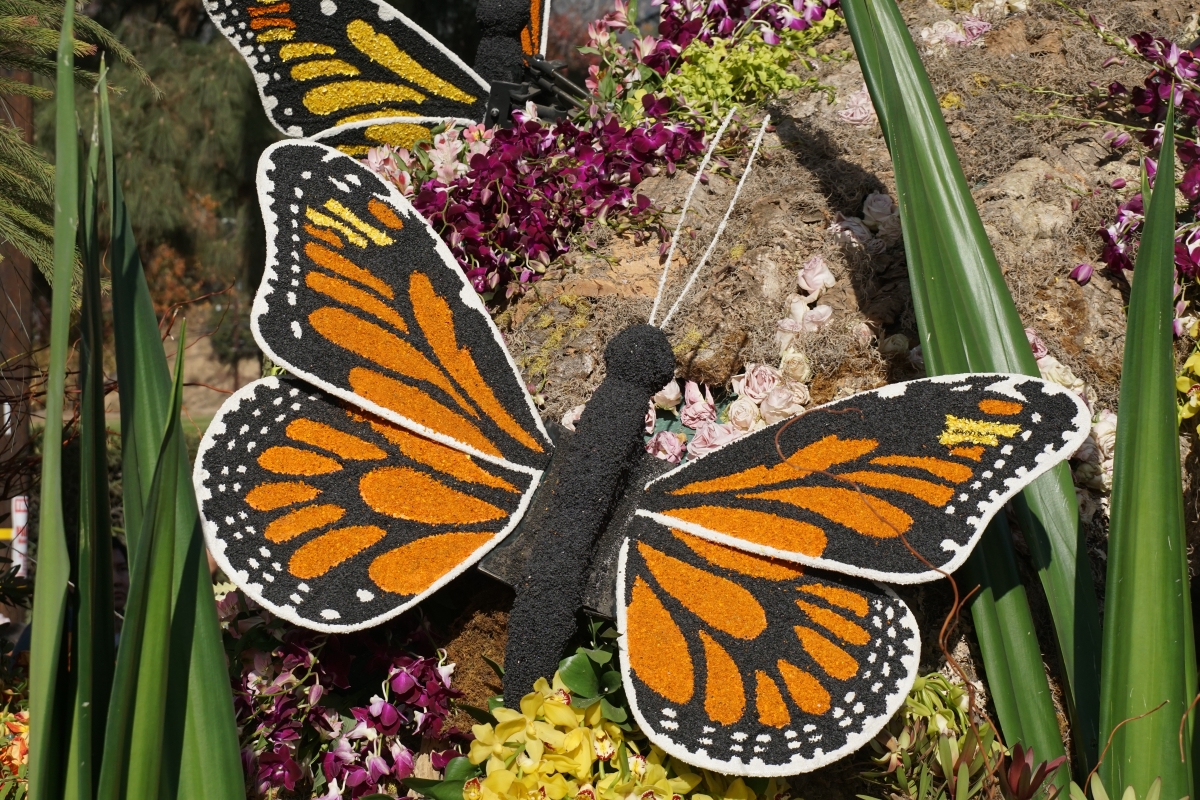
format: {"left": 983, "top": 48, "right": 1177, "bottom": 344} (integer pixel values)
{"left": 466, "top": 675, "right": 791, "bottom": 800}
{"left": 1177, "top": 352, "right": 1200, "bottom": 420}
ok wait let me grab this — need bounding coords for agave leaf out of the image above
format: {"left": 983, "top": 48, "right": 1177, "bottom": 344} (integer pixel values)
{"left": 1098, "top": 103, "right": 1195, "bottom": 799}
{"left": 841, "top": 0, "right": 1100, "bottom": 777}
{"left": 26, "top": 2, "right": 79, "bottom": 797}
{"left": 64, "top": 67, "right": 115, "bottom": 800}
{"left": 100, "top": 78, "right": 243, "bottom": 800}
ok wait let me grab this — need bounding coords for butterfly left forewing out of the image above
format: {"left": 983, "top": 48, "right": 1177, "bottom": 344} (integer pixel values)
{"left": 636, "top": 374, "right": 1091, "bottom": 583}
{"left": 203, "top": 0, "right": 488, "bottom": 144}
{"left": 253, "top": 140, "right": 552, "bottom": 470}
{"left": 617, "top": 516, "right": 918, "bottom": 775}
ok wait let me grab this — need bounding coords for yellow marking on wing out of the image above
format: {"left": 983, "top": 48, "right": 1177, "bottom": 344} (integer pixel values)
{"left": 304, "top": 81, "right": 424, "bottom": 117}
{"left": 346, "top": 19, "right": 477, "bottom": 104}
{"left": 365, "top": 122, "right": 433, "bottom": 150}
{"left": 939, "top": 415, "right": 1021, "bottom": 447}
{"left": 279, "top": 42, "right": 336, "bottom": 61}
{"left": 323, "top": 199, "right": 393, "bottom": 246}
{"left": 291, "top": 59, "right": 361, "bottom": 81}
{"left": 336, "top": 111, "right": 422, "bottom": 126}
{"left": 256, "top": 28, "right": 293, "bottom": 41}
{"left": 306, "top": 207, "right": 368, "bottom": 247}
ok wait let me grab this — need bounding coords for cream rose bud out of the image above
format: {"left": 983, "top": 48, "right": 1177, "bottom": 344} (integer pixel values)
{"left": 879, "top": 333, "right": 910, "bottom": 358}
{"left": 1091, "top": 409, "right": 1117, "bottom": 462}
{"left": 728, "top": 396, "right": 762, "bottom": 432}
{"left": 779, "top": 348, "right": 812, "bottom": 383}
{"left": 801, "top": 304, "right": 833, "bottom": 332}
{"left": 686, "top": 421, "right": 742, "bottom": 458}
{"left": 797, "top": 255, "right": 836, "bottom": 296}
{"left": 653, "top": 379, "right": 683, "bottom": 409}
{"left": 645, "top": 401, "right": 656, "bottom": 434}
{"left": 731, "top": 363, "right": 781, "bottom": 403}
{"left": 876, "top": 213, "right": 902, "bottom": 246}
{"left": 789, "top": 296, "right": 810, "bottom": 325}
{"left": 862, "top": 192, "right": 896, "bottom": 230}
{"left": 786, "top": 380, "right": 811, "bottom": 406}
{"left": 561, "top": 404, "right": 585, "bottom": 432}
{"left": 759, "top": 384, "right": 806, "bottom": 425}
{"left": 853, "top": 321, "right": 874, "bottom": 348}
{"left": 775, "top": 318, "right": 802, "bottom": 354}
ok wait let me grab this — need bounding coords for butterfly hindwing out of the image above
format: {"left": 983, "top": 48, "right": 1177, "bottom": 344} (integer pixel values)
{"left": 195, "top": 376, "right": 539, "bottom": 631}
{"left": 617, "top": 517, "right": 918, "bottom": 775}
{"left": 253, "top": 140, "right": 552, "bottom": 470}
{"left": 203, "top": 0, "right": 488, "bottom": 143}
{"left": 635, "top": 374, "right": 1091, "bottom": 583}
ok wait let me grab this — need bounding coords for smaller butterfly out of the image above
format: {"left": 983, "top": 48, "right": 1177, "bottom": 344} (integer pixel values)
{"left": 193, "top": 139, "right": 1091, "bottom": 776}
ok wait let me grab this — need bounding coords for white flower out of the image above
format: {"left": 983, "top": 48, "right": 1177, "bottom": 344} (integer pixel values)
{"left": 801, "top": 304, "right": 833, "bottom": 332}
{"left": 1092, "top": 409, "right": 1117, "bottom": 463}
{"left": 779, "top": 348, "right": 812, "bottom": 383}
{"left": 728, "top": 397, "right": 763, "bottom": 432}
{"left": 687, "top": 421, "right": 742, "bottom": 458}
{"left": 797, "top": 255, "right": 836, "bottom": 298}
{"left": 653, "top": 379, "right": 682, "bottom": 409}
{"left": 853, "top": 322, "right": 875, "bottom": 348}
{"left": 862, "top": 193, "right": 897, "bottom": 230}
{"left": 760, "top": 384, "right": 807, "bottom": 424}
{"left": 788, "top": 294, "right": 811, "bottom": 325}
{"left": 830, "top": 213, "right": 874, "bottom": 248}
{"left": 920, "top": 19, "right": 968, "bottom": 56}
{"left": 775, "top": 317, "right": 802, "bottom": 354}
{"left": 561, "top": 404, "right": 585, "bottom": 431}
{"left": 879, "top": 333, "right": 910, "bottom": 358}
{"left": 837, "top": 85, "right": 877, "bottom": 127}
{"left": 1037, "top": 355, "right": 1096, "bottom": 410}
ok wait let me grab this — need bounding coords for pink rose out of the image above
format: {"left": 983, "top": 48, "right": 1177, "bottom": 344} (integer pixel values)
{"left": 797, "top": 255, "right": 836, "bottom": 297}
{"left": 830, "top": 213, "right": 873, "bottom": 247}
{"left": 1025, "top": 327, "right": 1049, "bottom": 360}
{"left": 687, "top": 421, "right": 742, "bottom": 459}
{"left": 680, "top": 381, "right": 717, "bottom": 428}
{"left": 802, "top": 304, "right": 833, "bottom": 332}
{"left": 645, "top": 430, "right": 686, "bottom": 463}
{"left": 861, "top": 192, "right": 896, "bottom": 230}
{"left": 645, "top": 401, "right": 656, "bottom": 434}
{"left": 731, "top": 364, "right": 780, "bottom": 403}
{"left": 653, "top": 379, "right": 683, "bottom": 409}
{"left": 760, "top": 384, "right": 807, "bottom": 424}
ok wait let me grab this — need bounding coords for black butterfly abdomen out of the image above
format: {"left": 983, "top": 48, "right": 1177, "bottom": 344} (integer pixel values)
{"left": 503, "top": 325, "right": 675, "bottom": 706}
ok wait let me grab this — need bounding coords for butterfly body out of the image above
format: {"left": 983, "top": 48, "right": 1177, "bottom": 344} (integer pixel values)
{"left": 503, "top": 324, "right": 675, "bottom": 706}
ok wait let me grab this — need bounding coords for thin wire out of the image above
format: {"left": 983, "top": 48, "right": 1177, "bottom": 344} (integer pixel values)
{"left": 647, "top": 107, "right": 737, "bottom": 327}
{"left": 659, "top": 113, "right": 770, "bottom": 330}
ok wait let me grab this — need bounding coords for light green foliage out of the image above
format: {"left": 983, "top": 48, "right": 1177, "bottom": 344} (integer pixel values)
{"left": 858, "top": 674, "right": 1003, "bottom": 800}
{"left": 1069, "top": 775, "right": 1180, "bottom": 800}
{"left": 664, "top": 28, "right": 817, "bottom": 122}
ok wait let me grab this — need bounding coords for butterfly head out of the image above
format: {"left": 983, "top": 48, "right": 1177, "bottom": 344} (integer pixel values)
{"left": 605, "top": 324, "right": 676, "bottom": 392}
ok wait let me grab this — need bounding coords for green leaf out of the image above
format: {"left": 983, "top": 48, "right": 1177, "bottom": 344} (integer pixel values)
{"left": 456, "top": 704, "right": 495, "bottom": 725}
{"left": 482, "top": 654, "right": 505, "bottom": 679}
{"left": 842, "top": 0, "right": 1100, "bottom": 779}
{"left": 443, "top": 757, "right": 481, "bottom": 782}
{"left": 579, "top": 647, "right": 613, "bottom": 666}
{"left": 600, "top": 698, "right": 628, "bottom": 724}
{"left": 558, "top": 654, "right": 600, "bottom": 698}
{"left": 487, "top": 695, "right": 505, "bottom": 713}
{"left": 404, "top": 780, "right": 466, "bottom": 800}
{"left": 1098, "top": 103, "right": 1196, "bottom": 800}
{"left": 100, "top": 77, "right": 243, "bottom": 800}
{"left": 64, "top": 65, "right": 115, "bottom": 800}
{"left": 599, "top": 670, "right": 622, "bottom": 695}
{"left": 27, "top": 2, "right": 80, "bottom": 797}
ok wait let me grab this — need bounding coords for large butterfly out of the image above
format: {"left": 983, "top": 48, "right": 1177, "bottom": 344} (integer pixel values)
{"left": 193, "top": 138, "right": 1092, "bottom": 775}
{"left": 202, "top": 0, "right": 553, "bottom": 153}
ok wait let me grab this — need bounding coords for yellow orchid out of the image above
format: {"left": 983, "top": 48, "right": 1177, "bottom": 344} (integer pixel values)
{"left": 463, "top": 668, "right": 794, "bottom": 800}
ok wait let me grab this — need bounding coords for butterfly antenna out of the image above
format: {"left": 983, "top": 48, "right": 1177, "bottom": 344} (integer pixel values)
{"left": 647, "top": 107, "right": 737, "bottom": 327}
{"left": 657, "top": 114, "right": 770, "bottom": 331}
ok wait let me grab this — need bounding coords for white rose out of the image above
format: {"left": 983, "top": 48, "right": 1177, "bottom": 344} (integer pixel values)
{"left": 759, "top": 384, "right": 807, "bottom": 425}
{"left": 1037, "top": 355, "right": 1094, "bottom": 409}
{"left": 852, "top": 322, "right": 875, "bottom": 348}
{"left": 879, "top": 334, "right": 910, "bottom": 357}
{"left": 789, "top": 295, "right": 810, "bottom": 325}
{"left": 862, "top": 192, "right": 896, "bottom": 230}
{"left": 653, "top": 379, "right": 683, "bottom": 409}
{"left": 802, "top": 304, "right": 833, "bottom": 332}
{"left": 1092, "top": 409, "right": 1117, "bottom": 462}
{"left": 779, "top": 348, "right": 812, "bottom": 383}
{"left": 785, "top": 380, "right": 811, "bottom": 407}
{"left": 728, "top": 397, "right": 762, "bottom": 432}
{"left": 561, "top": 404, "right": 585, "bottom": 432}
